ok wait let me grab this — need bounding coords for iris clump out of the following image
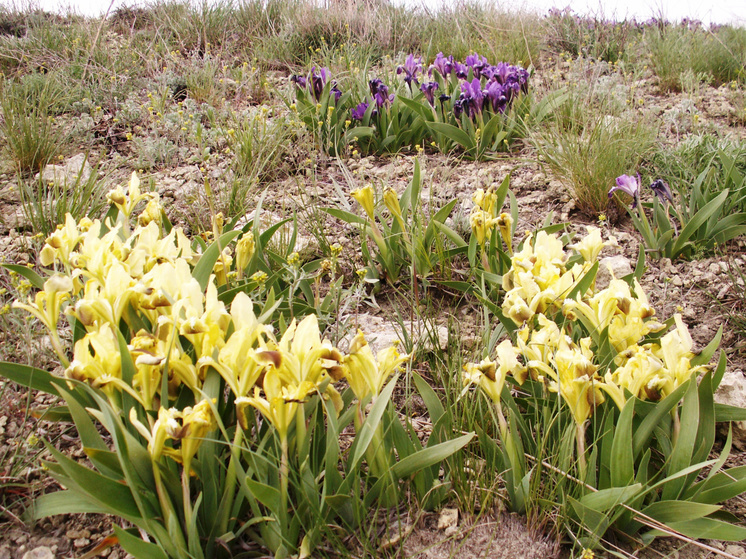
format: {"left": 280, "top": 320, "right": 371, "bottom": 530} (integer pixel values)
{"left": 7, "top": 174, "right": 472, "bottom": 558}
{"left": 288, "top": 52, "right": 536, "bottom": 158}
{"left": 429, "top": 52, "right": 530, "bottom": 121}
{"left": 610, "top": 170, "right": 746, "bottom": 260}
{"left": 290, "top": 66, "right": 341, "bottom": 102}
{"left": 463, "top": 219, "right": 746, "bottom": 546}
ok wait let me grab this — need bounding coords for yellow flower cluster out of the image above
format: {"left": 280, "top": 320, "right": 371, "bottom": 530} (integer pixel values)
{"left": 19, "top": 173, "right": 409, "bottom": 461}
{"left": 469, "top": 186, "right": 513, "bottom": 252}
{"left": 465, "top": 227, "right": 706, "bottom": 426}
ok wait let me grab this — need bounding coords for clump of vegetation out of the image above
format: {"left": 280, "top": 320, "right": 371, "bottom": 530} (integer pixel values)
{"left": 0, "top": 74, "right": 70, "bottom": 172}
{"left": 532, "top": 87, "right": 656, "bottom": 219}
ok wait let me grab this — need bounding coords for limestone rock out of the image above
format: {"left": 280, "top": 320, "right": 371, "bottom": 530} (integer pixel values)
{"left": 36, "top": 153, "right": 92, "bottom": 187}
{"left": 437, "top": 507, "right": 459, "bottom": 537}
{"left": 714, "top": 370, "right": 746, "bottom": 449}
{"left": 343, "top": 313, "right": 448, "bottom": 355}
{"left": 0, "top": 205, "right": 25, "bottom": 232}
{"left": 22, "top": 548, "right": 54, "bottom": 559}
{"left": 596, "top": 255, "right": 633, "bottom": 289}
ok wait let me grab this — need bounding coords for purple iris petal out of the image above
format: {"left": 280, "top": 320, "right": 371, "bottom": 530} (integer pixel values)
{"left": 370, "top": 79, "right": 393, "bottom": 108}
{"left": 454, "top": 62, "right": 469, "bottom": 79}
{"left": 310, "top": 66, "right": 331, "bottom": 100}
{"left": 454, "top": 99, "right": 464, "bottom": 119}
{"left": 485, "top": 81, "right": 508, "bottom": 113}
{"left": 429, "top": 52, "right": 454, "bottom": 77}
{"left": 397, "top": 54, "right": 423, "bottom": 87}
{"left": 493, "top": 62, "right": 511, "bottom": 84}
{"left": 465, "top": 53, "right": 489, "bottom": 78}
{"left": 290, "top": 75, "right": 307, "bottom": 88}
{"left": 609, "top": 174, "right": 641, "bottom": 208}
{"left": 650, "top": 179, "right": 673, "bottom": 204}
{"left": 351, "top": 101, "right": 370, "bottom": 121}
{"left": 420, "top": 81, "right": 439, "bottom": 106}
{"left": 459, "top": 78, "right": 484, "bottom": 118}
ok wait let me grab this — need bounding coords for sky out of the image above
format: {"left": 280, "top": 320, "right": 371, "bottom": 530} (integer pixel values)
{"left": 3, "top": 0, "right": 745, "bottom": 26}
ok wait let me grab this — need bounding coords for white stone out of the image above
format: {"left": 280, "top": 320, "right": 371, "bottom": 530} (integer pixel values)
{"left": 724, "top": 545, "right": 746, "bottom": 559}
{"left": 36, "top": 153, "right": 92, "bottom": 187}
{"left": 22, "top": 548, "right": 54, "bottom": 559}
{"left": 714, "top": 370, "right": 746, "bottom": 449}
{"left": 437, "top": 507, "right": 459, "bottom": 536}
{"left": 596, "top": 255, "right": 633, "bottom": 289}
{"left": 343, "top": 313, "right": 448, "bottom": 355}
{"left": 0, "top": 206, "right": 25, "bottom": 231}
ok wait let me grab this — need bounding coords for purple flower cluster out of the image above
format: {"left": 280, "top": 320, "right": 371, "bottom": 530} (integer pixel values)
{"left": 610, "top": 175, "right": 673, "bottom": 209}
{"left": 369, "top": 79, "right": 394, "bottom": 108}
{"left": 351, "top": 80, "right": 395, "bottom": 121}
{"left": 427, "top": 52, "right": 529, "bottom": 119}
{"left": 290, "top": 66, "right": 342, "bottom": 103}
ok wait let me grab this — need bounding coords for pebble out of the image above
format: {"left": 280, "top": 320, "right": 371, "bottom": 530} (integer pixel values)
{"left": 22, "top": 548, "right": 54, "bottom": 559}
{"left": 660, "top": 258, "right": 676, "bottom": 275}
{"left": 671, "top": 275, "right": 683, "bottom": 287}
{"left": 66, "top": 529, "right": 91, "bottom": 539}
{"left": 725, "top": 545, "right": 746, "bottom": 559}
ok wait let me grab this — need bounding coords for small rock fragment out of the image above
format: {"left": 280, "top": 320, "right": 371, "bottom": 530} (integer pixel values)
{"left": 597, "top": 255, "right": 633, "bottom": 289}
{"left": 724, "top": 545, "right": 746, "bottom": 559}
{"left": 437, "top": 507, "right": 459, "bottom": 537}
{"left": 22, "top": 547, "right": 54, "bottom": 559}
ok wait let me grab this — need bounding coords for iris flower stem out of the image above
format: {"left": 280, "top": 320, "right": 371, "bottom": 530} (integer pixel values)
{"left": 355, "top": 402, "right": 398, "bottom": 506}
{"left": 370, "top": 423, "right": 398, "bottom": 506}
{"left": 495, "top": 401, "right": 508, "bottom": 435}
{"left": 181, "top": 458, "right": 194, "bottom": 553}
{"left": 576, "top": 422, "right": 587, "bottom": 480}
{"left": 295, "top": 406, "right": 307, "bottom": 456}
{"left": 671, "top": 408, "right": 681, "bottom": 447}
{"left": 480, "top": 248, "right": 490, "bottom": 274}
{"left": 50, "top": 331, "right": 70, "bottom": 368}
{"left": 217, "top": 427, "right": 244, "bottom": 535}
{"left": 152, "top": 460, "right": 188, "bottom": 555}
{"left": 280, "top": 436, "right": 289, "bottom": 529}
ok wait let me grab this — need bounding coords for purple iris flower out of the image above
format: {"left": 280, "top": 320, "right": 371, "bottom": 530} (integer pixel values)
{"left": 459, "top": 78, "right": 484, "bottom": 118}
{"left": 650, "top": 179, "right": 673, "bottom": 204}
{"left": 609, "top": 174, "right": 641, "bottom": 208}
{"left": 420, "top": 81, "right": 439, "bottom": 106}
{"left": 502, "top": 80, "right": 521, "bottom": 104}
{"left": 397, "top": 54, "right": 423, "bottom": 88}
{"left": 485, "top": 81, "right": 508, "bottom": 113}
{"left": 454, "top": 99, "right": 464, "bottom": 119}
{"left": 310, "top": 66, "right": 331, "bottom": 100}
{"left": 369, "top": 79, "right": 394, "bottom": 108}
{"left": 351, "top": 101, "right": 371, "bottom": 121}
{"left": 454, "top": 62, "right": 469, "bottom": 79}
{"left": 331, "top": 85, "right": 342, "bottom": 103}
{"left": 290, "top": 74, "right": 307, "bottom": 88}
{"left": 465, "top": 53, "right": 489, "bottom": 78}
{"left": 515, "top": 67, "right": 530, "bottom": 93}
{"left": 492, "top": 62, "right": 511, "bottom": 84}
{"left": 429, "top": 52, "right": 454, "bottom": 77}
{"left": 369, "top": 79, "right": 385, "bottom": 96}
